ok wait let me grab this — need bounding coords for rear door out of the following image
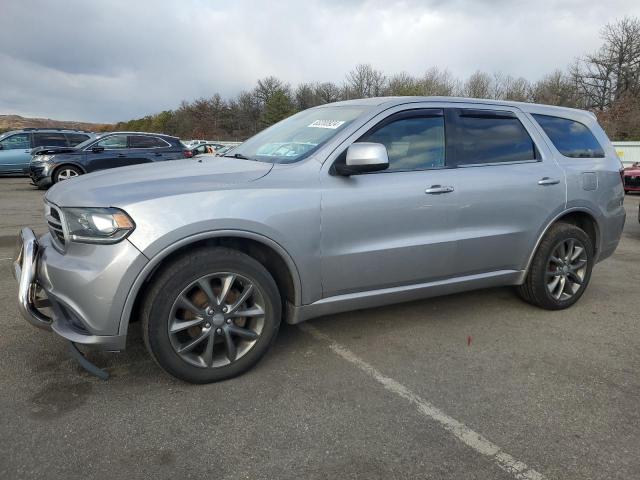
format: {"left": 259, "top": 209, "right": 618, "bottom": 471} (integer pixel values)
{"left": 129, "top": 135, "right": 172, "bottom": 162}
{"left": 445, "top": 106, "right": 566, "bottom": 275}
{"left": 0, "top": 133, "right": 32, "bottom": 173}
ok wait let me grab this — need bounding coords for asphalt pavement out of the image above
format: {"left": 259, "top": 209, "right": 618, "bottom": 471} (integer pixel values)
{"left": 0, "top": 178, "right": 638, "bottom": 480}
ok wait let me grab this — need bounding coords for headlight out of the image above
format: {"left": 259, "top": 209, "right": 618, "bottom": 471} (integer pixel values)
{"left": 33, "top": 155, "right": 51, "bottom": 163}
{"left": 62, "top": 207, "right": 135, "bottom": 244}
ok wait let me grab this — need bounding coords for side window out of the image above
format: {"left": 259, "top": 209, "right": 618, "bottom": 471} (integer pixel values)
{"left": 0, "top": 133, "right": 30, "bottom": 150}
{"left": 33, "top": 132, "right": 68, "bottom": 147}
{"left": 450, "top": 110, "right": 536, "bottom": 166}
{"left": 66, "top": 133, "right": 90, "bottom": 146}
{"left": 532, "top": 114, "right": 605, "bottom": 158}
{"left": 96, "top": 135, "right": 128, "bottom": 149}
{"left": 129, "top": 136, "right": 168, "bottom": 148}
{"left": 357, "top": 111, "right": 445, "bottom": 171}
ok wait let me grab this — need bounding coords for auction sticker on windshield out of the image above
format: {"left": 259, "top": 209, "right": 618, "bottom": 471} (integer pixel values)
{"left": 308, "top": 120, "right": 346, "bottom": 129}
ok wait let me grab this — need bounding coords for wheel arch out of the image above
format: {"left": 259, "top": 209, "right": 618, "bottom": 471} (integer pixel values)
{"left": 524, "top": 208, "right": 600, "bottom": 276}
{"left": 119, "top": 230, "right": 302, "bottom": 336}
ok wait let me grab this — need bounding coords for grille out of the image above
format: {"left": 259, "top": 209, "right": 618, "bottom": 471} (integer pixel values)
{"left": 46, "top": 204, "right": 66, "bottom": 249}
{"left": 624, "top": 175, "right": 640, "bottom": 187}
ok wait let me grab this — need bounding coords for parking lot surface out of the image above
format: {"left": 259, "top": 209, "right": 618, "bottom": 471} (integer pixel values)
{"left": 1, "top": 178, "right": 639, "bottom": 480}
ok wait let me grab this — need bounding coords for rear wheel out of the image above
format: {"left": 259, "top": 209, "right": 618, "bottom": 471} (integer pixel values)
{"left": 142, "top": 247, "right": 281, "bottom": 383}
{"left": 517, "top": 222, "right": 594, "bottom": 310}
{"left": 53, "top": 165, "right": 82, "bottom": 183}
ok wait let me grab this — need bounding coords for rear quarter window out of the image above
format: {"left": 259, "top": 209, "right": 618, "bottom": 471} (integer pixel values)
{"left": 532, "top": 114, "right": 604, "bottom": 158}
{"left": 66, "top": 133, "right": 90, "bottom": 146}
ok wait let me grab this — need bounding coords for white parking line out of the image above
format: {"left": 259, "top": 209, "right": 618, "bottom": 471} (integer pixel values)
{"left": 300, "top": 323, "right": 546, "bottom": 480}
{"left": 0, "top": 257, "right": 13, "bottom": 261}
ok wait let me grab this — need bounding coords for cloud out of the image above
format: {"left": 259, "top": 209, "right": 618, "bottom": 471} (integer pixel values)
{"left": 1, "top": 0, "right": 639, "bottom": 122}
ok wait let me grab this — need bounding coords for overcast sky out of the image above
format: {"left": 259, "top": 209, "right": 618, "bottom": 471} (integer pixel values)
{"left": 1, "top": 0, "right": 640, "bottom": 123}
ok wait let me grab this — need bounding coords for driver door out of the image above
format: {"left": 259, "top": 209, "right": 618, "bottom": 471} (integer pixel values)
{"left": 320, "top": 108, "right": 460, "bottom": 298}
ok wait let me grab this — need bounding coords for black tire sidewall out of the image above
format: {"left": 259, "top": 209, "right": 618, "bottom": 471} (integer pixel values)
{"left": 531, "top": 224, "right": 594, "bottom": 310}
{"left": 144, "top": 248, "right": 281, "bottom": 383}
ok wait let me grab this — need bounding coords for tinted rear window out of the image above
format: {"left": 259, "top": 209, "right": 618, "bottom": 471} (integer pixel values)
{"left": 532, "top": 114, "right": 604, "bottom": 158}
{"left": 451, "top": 110, "right": 536, "bottom": 165}
{"left": 66, "top": 133, "right": 90, "bottom": 146}
{"left": 33, "top": 133, "right": 68, "bottom": 147}
{"left": 129, "top": 136, "right": 169, "bottom": 148}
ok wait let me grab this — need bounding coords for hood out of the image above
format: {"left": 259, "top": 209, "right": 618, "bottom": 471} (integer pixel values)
{"left": 45, "top": 156, "right": 273, "bottom": 207}
{"left": 623, "top": 163, "right": 640, "bottom": 174}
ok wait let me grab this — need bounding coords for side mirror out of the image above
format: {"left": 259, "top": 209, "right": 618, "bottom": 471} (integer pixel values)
{"left": 92, "top": 146, "right": 105, "bottom": 153}
{"left": 335, "top": 143, "right": 389, "bottom": 176}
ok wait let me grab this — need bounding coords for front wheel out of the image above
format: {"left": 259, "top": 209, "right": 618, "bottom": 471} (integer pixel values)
{"left": 142, "top": 247, "right": 281, "bottom": 383}
{"left": 53, "top": 165, "right": 82, "bottom": 183}
{"left": 517, "top": 223, "right": 594, "bottom": 310}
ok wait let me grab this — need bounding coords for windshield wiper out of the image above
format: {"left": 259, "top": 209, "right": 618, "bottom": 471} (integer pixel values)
{"left": 224, "top": 153, "right": 252, "bottom": 160}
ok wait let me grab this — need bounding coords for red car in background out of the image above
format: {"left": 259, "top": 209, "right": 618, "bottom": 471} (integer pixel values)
{"left": 623, "top": 162, "right": 640, "bottom": 193}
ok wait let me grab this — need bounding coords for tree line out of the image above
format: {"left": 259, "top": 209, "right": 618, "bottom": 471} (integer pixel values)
{"left": 115, "top": 16, "right": 640, "bottom": 141}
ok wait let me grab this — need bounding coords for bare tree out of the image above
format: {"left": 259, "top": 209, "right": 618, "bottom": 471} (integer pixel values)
{"left": 346, "top": 64, "right": 387, "bottom": 98}
{"left": 421, "top": 67, "right": 459, "bottom": 96}
{"left": 572, "top": 16, "right": 640, "bottom": 110}
{"left": 530, "top": 70, "right": 579, "bottom": 107}
{"left": 492, "top": 73, "right": 530, "bottom": 101}
{"left": 386, "top": 72, "right": 422, "bottom": 96}
{"left": 314, "top": 82, "right": 342, "bottom": 104}
{"left": 463, "top": 71, "right": 493, "bottom": 98}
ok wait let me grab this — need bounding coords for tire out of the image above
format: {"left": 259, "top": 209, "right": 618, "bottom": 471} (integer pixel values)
{"left": 53, "top": 165, "right": 82, "bottom": 183}
{"left": 142, "top": 247, "right": 281, "bottom": 383}
{"left": 517, "top": 222, "right": 594, "bottom": 310}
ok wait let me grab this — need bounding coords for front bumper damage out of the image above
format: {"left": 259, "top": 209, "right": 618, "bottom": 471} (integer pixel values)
{"left": 12, "top": 228, "right": 145, "bottom": 352}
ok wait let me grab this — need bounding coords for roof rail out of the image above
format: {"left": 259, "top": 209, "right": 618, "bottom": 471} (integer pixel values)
{"left": 21, "top": 127, "right": 94, "bottom": 133}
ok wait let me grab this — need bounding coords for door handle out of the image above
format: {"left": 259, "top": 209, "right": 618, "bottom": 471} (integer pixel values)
{"left": 117, "top": 154, "right": 126, "bottom": 158}
{"left": 425, "top": 185, "right": 454, "bottom": 194}
{"left": 538, "top": 177, "right": 560, "bottom": 186}
{"left": 153, "top": 152, "right": 162, "bottom": 157}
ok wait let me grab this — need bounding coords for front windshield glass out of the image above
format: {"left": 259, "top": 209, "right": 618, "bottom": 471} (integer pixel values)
{"left": 230, "top": 105, "right": 369, "bottom": 164}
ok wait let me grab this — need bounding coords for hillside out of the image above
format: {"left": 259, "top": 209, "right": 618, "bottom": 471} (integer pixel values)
{"left": 0, "top": 114, "right": 111, "bottom": 133}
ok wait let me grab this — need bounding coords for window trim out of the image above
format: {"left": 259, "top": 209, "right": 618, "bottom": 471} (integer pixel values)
{"left": 446, "top": 108, "right": 540, "bottom": 168}
{"left": 531, "top": 113, "right": 605, "bottom": 159}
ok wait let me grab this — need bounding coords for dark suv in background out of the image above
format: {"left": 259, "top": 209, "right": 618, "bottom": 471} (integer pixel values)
{"left": 0, "top": 128, "right": 94, "bottom": 175}
{"left": 29, "top": 132, "right": 189, "bottom": 187}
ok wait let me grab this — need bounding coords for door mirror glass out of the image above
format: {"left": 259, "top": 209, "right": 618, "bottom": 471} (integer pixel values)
{"left": 335, "top": 143, "right": 389, "bottom": 176}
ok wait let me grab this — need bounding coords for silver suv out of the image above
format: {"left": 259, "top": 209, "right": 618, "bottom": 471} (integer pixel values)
{"left": 14, "top": 97, "right": 626, "bottom": 383}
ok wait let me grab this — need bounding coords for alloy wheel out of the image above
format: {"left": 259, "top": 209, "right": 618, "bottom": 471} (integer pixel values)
{"left": 57, "top": 168, "right": 79, "bottom": 181}
{"left": 546, "top": 238, "right": 588, "bottom": 301}
{"left": 168, "top": 272, "right": 265, "bottom": 368}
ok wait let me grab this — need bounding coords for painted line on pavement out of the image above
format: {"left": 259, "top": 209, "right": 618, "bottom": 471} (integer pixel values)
{"left": 300, "top": 323, "right": 546, "bottom": 480}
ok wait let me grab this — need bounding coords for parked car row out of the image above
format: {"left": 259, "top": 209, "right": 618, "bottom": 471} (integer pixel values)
{"left": 0, "top": 127, "right": 239, "bottom": 188}
{"left": 28, "top": 132, "right": 189, "bottom": 188}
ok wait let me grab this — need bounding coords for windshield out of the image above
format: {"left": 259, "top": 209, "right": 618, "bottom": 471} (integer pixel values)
{"left": 229, "top": 105, "right": 369, "bottom": 164}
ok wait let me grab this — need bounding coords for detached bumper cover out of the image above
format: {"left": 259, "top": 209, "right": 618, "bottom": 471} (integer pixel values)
{"left": 13, "top": 228, "right": 147, "bottom": 351}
